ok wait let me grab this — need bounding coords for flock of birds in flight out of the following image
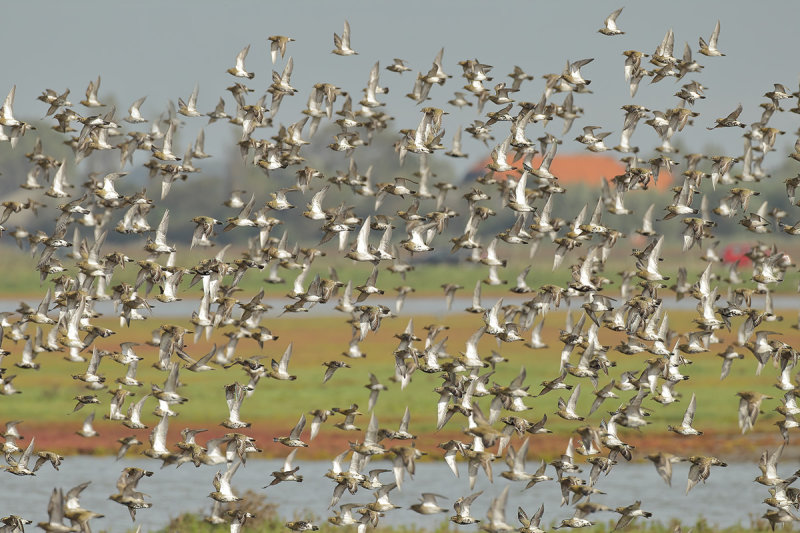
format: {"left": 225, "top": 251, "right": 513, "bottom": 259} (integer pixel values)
{"left": 1, "top": 7, "right": 800, "bottom": 533}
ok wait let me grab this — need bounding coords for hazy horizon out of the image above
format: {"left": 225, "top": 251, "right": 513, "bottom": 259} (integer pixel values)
{"left": 1, "top": 1, "right": 798, "bottom": 176}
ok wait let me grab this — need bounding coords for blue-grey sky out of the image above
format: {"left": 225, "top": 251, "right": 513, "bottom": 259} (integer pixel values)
{"left": 3, "top": 1, "right": 799, "bottom": 176}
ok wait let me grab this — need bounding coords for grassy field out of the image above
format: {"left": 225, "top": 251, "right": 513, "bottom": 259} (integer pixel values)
{"left": 3, "top": 306, "right": 796, "bottom": 458}
{"left": 4, "top": 241, "right": 795, "bottom": 533}
{"left": 3, "top": 239, "right": 800, "bottom": 299}
{"left": 156, "top": 513, "right": 783, "bottom": 533}
{"left": 146, "top": 490, "right": 781, "bottom": 533}
{"left": 2, "top": 243, "right": 616, "bottom": 298}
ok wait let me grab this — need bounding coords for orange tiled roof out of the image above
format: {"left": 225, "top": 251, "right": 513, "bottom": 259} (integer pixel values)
{"left": 465, "top": 152, "right": 673, "bottom": 190}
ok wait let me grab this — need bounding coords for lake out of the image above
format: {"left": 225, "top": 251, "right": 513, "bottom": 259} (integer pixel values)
{"left": 1, "top": 456, "right": 769, "bottom": 532}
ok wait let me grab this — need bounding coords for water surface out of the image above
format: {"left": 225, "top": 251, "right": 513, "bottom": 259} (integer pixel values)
{"left": 2, "top": 456, "right": 768, "bottom": 532}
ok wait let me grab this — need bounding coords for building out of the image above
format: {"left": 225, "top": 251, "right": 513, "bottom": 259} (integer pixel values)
{"left": 464, "top": 152, "right": 674, "bottom": 190}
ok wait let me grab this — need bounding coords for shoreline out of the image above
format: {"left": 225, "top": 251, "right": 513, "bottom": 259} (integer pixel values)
{"left": 18, "top": 420, "right": 789, "bottom": 463}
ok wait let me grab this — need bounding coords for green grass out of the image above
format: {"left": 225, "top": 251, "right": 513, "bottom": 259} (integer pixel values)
{"left": 152, "top": 515, "right": 782, "bottom": 533}
{"left": 3, "top": 236, "right": 800, "bottom": 299}
{"left": 5, "top": 308, "right": 796, "bottom": 448}
{"left": 147, "top": 518, "right": 787, "bottom": 533}
{"left": 3, "top": 242, "right": 579, "bottom": 298}
{"left": 143, "top": 493, "right": 779, "bottom": 533}
{"left": 138, "top": 485, "right": 779, "bottom": 533}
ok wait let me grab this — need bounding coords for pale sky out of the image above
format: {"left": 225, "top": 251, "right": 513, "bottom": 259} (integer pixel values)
{"left": 2, "top": 0, "right": 799, "bottom": 175}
